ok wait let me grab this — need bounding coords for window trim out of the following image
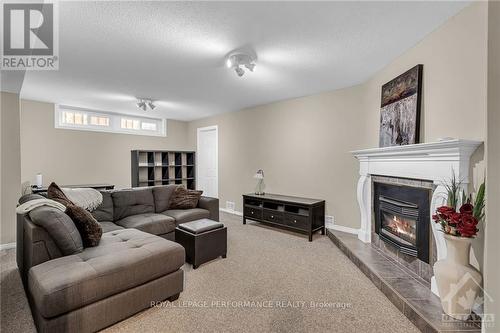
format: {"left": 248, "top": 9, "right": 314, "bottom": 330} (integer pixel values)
{"left": 55, "top": 105, "right": 167, "bottom": 137}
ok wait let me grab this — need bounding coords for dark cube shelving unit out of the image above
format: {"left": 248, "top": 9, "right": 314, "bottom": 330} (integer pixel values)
{"left": 131, "top": 150, "right": 196, "bottom": 189}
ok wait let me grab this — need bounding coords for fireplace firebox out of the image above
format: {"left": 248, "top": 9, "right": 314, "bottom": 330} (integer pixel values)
{"left": 374, "top": 181, "right": 430, "bottom": 263}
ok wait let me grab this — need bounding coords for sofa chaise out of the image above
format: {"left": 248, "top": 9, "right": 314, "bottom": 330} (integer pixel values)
{"left": 16, "top": 185, "right": 219, "bottom": 332}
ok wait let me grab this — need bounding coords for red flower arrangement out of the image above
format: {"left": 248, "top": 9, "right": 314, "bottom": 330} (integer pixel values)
{"left": 433, "top": 175, "right": 485, "bottom": 238}
{"left": 432, "top": 204, "right": 479, "bottom": 237}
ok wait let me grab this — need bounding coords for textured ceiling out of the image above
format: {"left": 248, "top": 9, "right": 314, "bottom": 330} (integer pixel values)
{"left": 18, "top": 1, "right": 469, "bottom": 121}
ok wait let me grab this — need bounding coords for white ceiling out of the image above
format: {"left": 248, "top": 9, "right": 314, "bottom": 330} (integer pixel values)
{"left": 17, "top": 1, "right": 470, "bottom": 121}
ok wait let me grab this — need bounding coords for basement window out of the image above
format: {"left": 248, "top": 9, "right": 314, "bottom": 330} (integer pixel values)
{"left": 55, "top": 105, "right": 166, "bottom": 137}
{"left": 141, "top": 122, "right": 157, "bottom": 131}
{"left": 120, "top": 118, "right": 140, "bottom": 130}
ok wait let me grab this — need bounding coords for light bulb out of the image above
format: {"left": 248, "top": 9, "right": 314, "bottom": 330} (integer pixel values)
{"left": 235, "top": 66, "right": 244, "bottom": 77}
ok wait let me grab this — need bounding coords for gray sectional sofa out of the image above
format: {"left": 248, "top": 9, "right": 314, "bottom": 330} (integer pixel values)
{"left": 16, "top": 185, "right": 219, "bottom": 333}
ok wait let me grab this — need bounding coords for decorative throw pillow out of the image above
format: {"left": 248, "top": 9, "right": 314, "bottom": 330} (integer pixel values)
{"left": 169, "top": 186, "right": 203, "bottom": 209}
{"left": 47, "top": 182, "right": 103, "bottom": 247}
{"left": 47, "top": 182, "right": 73, "bottom": 206}
{"left": 65, "top": 204, "right": 103, "bottom": 247}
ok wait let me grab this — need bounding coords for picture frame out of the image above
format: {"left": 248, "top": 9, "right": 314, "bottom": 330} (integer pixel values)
{"left": 379, "top": 64, "right": 423, "bottom": 147}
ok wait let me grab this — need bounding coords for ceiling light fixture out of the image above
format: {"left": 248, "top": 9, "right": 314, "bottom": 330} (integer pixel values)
{"left": 136, "top": 98, "right": 156, "bottom": 111}
{"left": 226, "top": 52, "right": 256, "bottom": 77}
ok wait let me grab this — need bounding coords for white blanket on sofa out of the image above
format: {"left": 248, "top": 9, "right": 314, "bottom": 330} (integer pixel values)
{"left": 16, "top": 198, "right": 66, "bottom": 214}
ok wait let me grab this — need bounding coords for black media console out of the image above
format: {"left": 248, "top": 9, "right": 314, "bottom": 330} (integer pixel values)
{"left": 242, "top": 193, "right": 325, "bottom": 241}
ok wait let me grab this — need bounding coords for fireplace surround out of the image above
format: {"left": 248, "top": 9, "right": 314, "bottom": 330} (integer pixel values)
{"left": 352, "top": 139, "right": 482, "bottom": 295}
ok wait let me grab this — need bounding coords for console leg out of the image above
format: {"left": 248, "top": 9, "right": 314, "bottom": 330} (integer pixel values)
{"left": 193, "top": 265, "right": 198, "bottom": 269}
{"left": 321, "top": 227, "right": 325, "bottom": 235}
{"left": 243, "top": 217, "right": 246, "bottom": 225}
{"left": 309, "top": 233, "right": 313, "bottom": 242}
{"left": 222, "top": 254, "right": 227, "bottom": 259}
{"left": 168, "top": 293, "right": 180, "bottom": 302}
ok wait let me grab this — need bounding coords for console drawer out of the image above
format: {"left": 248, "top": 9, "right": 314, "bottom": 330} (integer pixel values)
{"left": 262, "top": 209, "right": 284, "bottom": 225}
{"left": 244, "top": 206, "right": 262, "bottom": 219}
{"left": 284, "top": 213, "right": 309, "bottom": 230}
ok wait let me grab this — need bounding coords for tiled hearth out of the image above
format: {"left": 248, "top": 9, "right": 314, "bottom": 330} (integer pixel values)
{"left": 327, "top": 230, "right": 480, "bottom": 333}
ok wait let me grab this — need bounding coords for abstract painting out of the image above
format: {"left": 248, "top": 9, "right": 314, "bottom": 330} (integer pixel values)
{"left": 379, "top": 64, "right": 423, "bottom": 147}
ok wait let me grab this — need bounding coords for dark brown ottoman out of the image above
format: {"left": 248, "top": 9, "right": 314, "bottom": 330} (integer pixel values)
{"left": 175, "top": 219, "right": 227, "bottom": 269}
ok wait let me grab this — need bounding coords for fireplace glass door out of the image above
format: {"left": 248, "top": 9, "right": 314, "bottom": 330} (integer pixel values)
{"left": 378, "top": 195, "right": 419, "bottom": 256}
{"left": 380, "top": 211, "right": 417, "bottom": 247}
{"left": 374, "top": 182, "right": 430, "bottom": 263}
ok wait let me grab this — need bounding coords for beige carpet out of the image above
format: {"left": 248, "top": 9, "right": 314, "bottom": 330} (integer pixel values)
{"left": 1, "top": 212, "right": 419, "bottom": 333}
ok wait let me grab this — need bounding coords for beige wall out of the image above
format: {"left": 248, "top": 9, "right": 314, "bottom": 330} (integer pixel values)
{"left": 1, "top": 92, "right": 22, "bottom": 245}
{"left": 484, "top": 0, "right": 500, "bottom": 329}
{"left": 20, "top": 100, "right": 190, "bottom": 189}
{"left": 362, "top": 2, "right": 487, "bottom": 145}
{"left": 188, "top": 2, "right": 488, "bottom": 229}
{"left": 188, "top": 85, "right": 367, "bottom": 227}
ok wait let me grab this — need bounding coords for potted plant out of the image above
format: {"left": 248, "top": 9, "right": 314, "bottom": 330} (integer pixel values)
{"left": 433, "top": 175, "right": 485, "bottom": 320}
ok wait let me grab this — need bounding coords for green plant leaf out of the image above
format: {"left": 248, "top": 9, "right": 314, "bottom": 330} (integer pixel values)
{"left": 473, "top": 180, "right": 485, "bottom": 221}
{"left": 444, "top": 173, "right": 461, "bottom": 210}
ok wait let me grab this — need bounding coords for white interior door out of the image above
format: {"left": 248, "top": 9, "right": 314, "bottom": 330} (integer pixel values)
{"left": 197, "top": 126, "right": 218, "bottom": 198}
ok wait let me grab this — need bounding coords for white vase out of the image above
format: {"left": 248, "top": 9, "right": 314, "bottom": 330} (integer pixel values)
{"left": 434, "top": 233, "right": 482, "bottom": 320}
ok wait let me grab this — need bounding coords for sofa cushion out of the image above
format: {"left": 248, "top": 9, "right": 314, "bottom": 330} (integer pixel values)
{"left": 162, "top": 208, "right": 210, "bottom": 225}
{"left": 99, "top": 221, "right": 124, "bottom": 233}
{"left": 28, "top": 229, "right": 185, "bottom": 318}
{"left": 91, "top": 191, "right": 114, "bottom": 222}
{"left": 152, "top": 185, "right": 178, "bottom": 213}
{"left": 112, "top": 188, "right": 154, "bottom": 220}
{"left": 29, "top": 206, "right": 84, "bottom": 255}
{"left": 115, "top": 213, "right": 176, "bottom": 235}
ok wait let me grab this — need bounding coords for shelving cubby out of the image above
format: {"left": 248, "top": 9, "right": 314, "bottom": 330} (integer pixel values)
{"left": 131, "top": 150, "right": 196, "bottom": 189}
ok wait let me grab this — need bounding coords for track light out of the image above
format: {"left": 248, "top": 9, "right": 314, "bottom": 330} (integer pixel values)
{"left": 136, "top": 101, "right": 146, "bottom": 111}
{"left": 235, "top": 67, "right": 244, "bottom": 77}
{"left": 136, "top": 98, "right": 156, "bottom": 111}
{"left": 245, "top": 63, "right": 255, "bottom": 72}
{"left": 226, "top": 52, "right": 257, "bottom": 77}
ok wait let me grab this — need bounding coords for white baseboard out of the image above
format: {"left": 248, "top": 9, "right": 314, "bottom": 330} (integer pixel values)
{"left": 221, "top": 209, "right": 360, "bottom": 237}
{"left": 328, "top": 224, "right": 360, "bottom": 235}
{"left": 219, "top": 208, "right": 243, "bottom": 216}
{"left": 0, "top": 242, "right": 16, "bottom": 251}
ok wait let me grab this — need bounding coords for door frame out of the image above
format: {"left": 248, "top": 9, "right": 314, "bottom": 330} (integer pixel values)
{"left": 196, "top": 125, "right": 219, "bottom": 198}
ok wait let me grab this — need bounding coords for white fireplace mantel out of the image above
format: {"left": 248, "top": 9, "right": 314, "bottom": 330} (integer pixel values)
{"left": 351, "top": 139, "right": 482, "bottom": 295}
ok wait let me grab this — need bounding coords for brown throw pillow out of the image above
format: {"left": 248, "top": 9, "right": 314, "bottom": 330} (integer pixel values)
{"left": 169, "top": 186, "right": 203, "bottom": 209}
{"left": 47, "top": 182, "right": 102, "bottom": 247}
{"left": 47, "top": 182, "right": 73, "bottom": 206}
{"left": 65, "top": 204, "right": 103, "bottom": 247}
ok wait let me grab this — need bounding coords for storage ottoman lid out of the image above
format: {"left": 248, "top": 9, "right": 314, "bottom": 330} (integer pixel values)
{"left": 178, "top": 218, "right": 223, "bottom": 234}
